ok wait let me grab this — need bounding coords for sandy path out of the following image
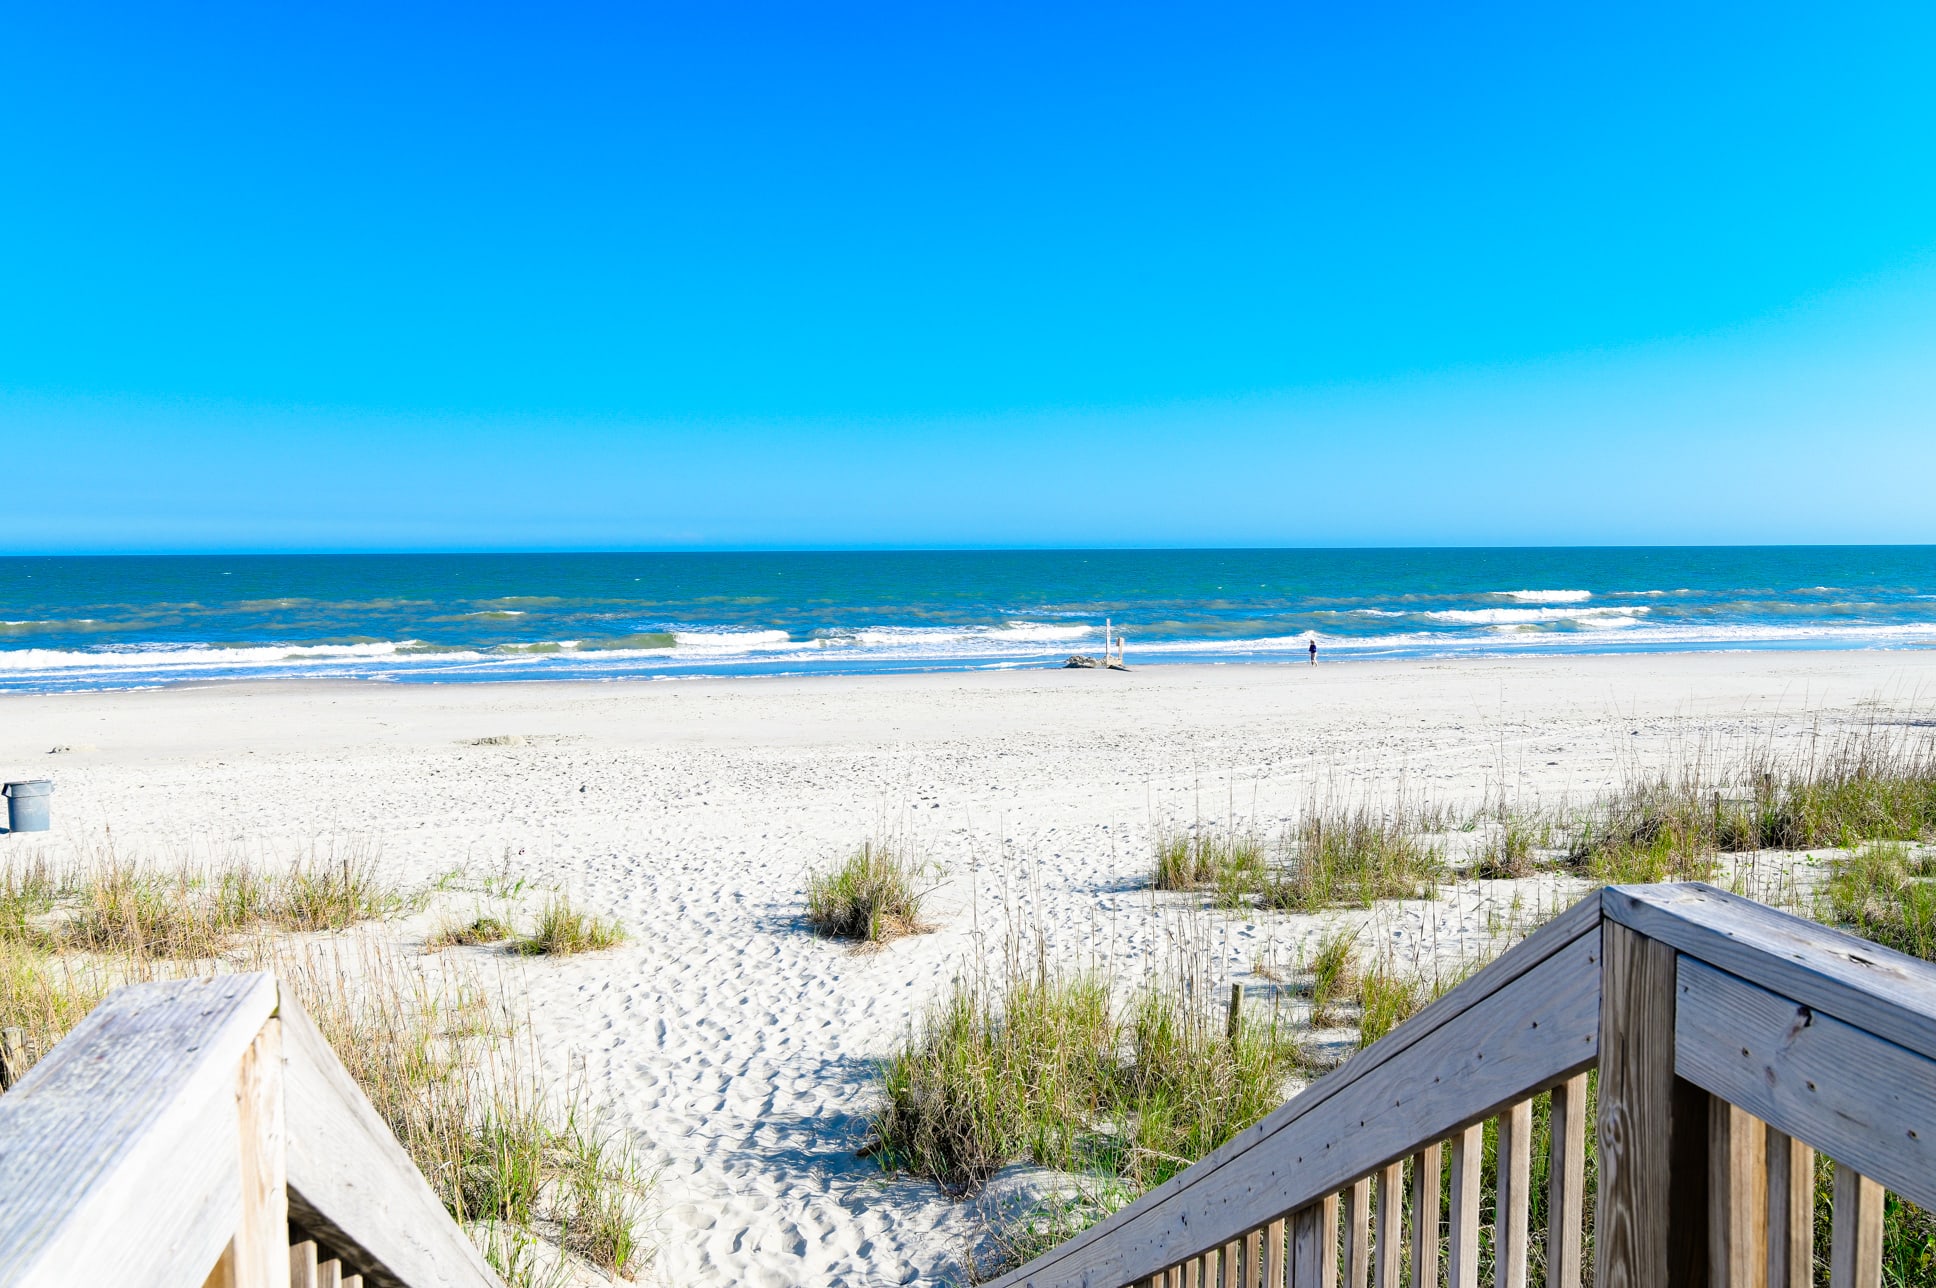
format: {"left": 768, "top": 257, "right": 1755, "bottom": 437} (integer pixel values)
{"left": 2, "top": 649, "right": 1932, "bottom": 1284}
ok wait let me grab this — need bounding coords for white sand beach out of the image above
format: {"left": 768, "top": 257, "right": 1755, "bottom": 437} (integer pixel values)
{"left": 3, "top": 649, "right": 1933, "bottom": 1285}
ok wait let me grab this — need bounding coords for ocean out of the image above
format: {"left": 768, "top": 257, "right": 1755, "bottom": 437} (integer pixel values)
{"left": 2, "top": 547, "right": 1933, "bottom": 693}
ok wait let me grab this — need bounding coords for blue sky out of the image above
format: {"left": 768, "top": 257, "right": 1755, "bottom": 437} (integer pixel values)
{"left": 5, "top": 3, "right": 1935, "bottom": 551}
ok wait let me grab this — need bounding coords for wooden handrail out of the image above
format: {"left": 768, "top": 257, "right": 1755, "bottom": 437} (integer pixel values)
{"left": 986, "top": 890, "right": 1605, "bottom": 1288}
{"left": 994, "top": 883, "right": 1936, "bottom": 1288}
{"left": 0, "top": 974, "right": 500, "bottom": 1288}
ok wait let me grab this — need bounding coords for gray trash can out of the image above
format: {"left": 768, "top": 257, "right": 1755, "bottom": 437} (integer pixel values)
{"left": 3, "top": 780, "right": 52, "bottom": 833}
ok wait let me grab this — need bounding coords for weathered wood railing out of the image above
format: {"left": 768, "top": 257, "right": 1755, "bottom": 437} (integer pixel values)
{"left": 0, "top": 973, "right": 500, "bottom": 1288}
{"left": 989, "top": 883, "right": 1936, "bottom": 1288}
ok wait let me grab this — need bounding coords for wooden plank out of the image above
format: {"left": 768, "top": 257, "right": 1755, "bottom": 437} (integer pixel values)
{"left": 0, "top": 973, "right": 279, "bottom": 1288}
{"left": 1545, "top": 1074, "right": 1587, "bottom": 1288}
{"left": 1764, "top": 1127, "right": 1813, "bottom": 1288}
{"left": 1828, "top": 1163, "right": 1883, "bottom": 1288}
{"left": 290, "top": 1241, "right": 319, "bottom": 1288}
{"left": 1447, "top": 1125, "right": 1482, "bottom": 1288}
{"left": 318, "top": 1259, "right": 343, "bottom": 1288}
{"left": 1494, "top": 1100, "right": 1531, "bottom": 1288}
{"left": 1343, "top": 1176, "right": 1370, "bottom": 1288}
{"left": 1604, "top": 883, "right": 1936, "bottom": 1063}
{"left": 1707, "top": 1099, "right": 1766, "bottom": 1288}
{"left": 205, "top": 1242, "right": 238, "bottom": 1288}
{"left": 1247, "top": 1228, "right": 1263, "bottom": 1288}
{"left": 989, "top": 896, "right": 1604, "bottom": 1288}
{"left": 1372, "top": 1162, "right": 1402, "bottom": 1288}
{"left": 1221, "top": 1240, "right": 1238, "bottom": 1288}
{"left": 1267, "top": 1217, "right": 1287, "bottom": 1288}
{"left": 1674, "top": 953, "right": 1936, "bottom": 1211}
{"left": 279, "top": 991, "right": 503, "bottom": 1288}
{"left": 1593, "top": 921, "right": 1677, "bottom": 1288}
{"left": 994, "top": 925, "right": 1604, "bottom": 1288}
{"left": 1408, "top": 1144, "right": 1440, "bottom": 1288}
{"left": 234, "top": 1019, "right": 290, "bottom": 1288}
{"left": 1320, "top": 1195, "right": 1338, "bottom": 1288}
{"left": 1289, "top": 1207, "right": 1319, "bottom": 1288}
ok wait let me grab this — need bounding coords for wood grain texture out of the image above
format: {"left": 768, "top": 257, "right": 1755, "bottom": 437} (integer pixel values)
{"left": 1593, "top": 922, "right": 1677, "bottom": 1288}
{"left": 1221, "top": 1241, "right": 1238, "bottom": 1288}
{"left": 1764, "top": 1127, "right": 1813, "bottom": 1288}
{"left": 234, "top": 1018, "right": 291, "bottom": 1288}
{"left": 1545, "top": 1075, "right": 1587, "bottom": 1288}
{"left": 0, "top": 973, "right": 278, "bottom": 1288}
{"left": 1604, "top": 883, "right": 1936, "bottom": 1063}
{"left": 988, "top": 895, "right": 1603, "bottom": 1288}
{"left": 1447, "top": 1125, "right": 1482, "bottom": 1288}
{"left": 1289, "top": 1207, "right": 1321, "bottom": 1288}
{"left": 1373, "top": 1162, "right": 1403, "bottom": 1288}
{"left": 1344, "top": 1177, "right": 1370, "bottom": 1288}
{"left": 1408, "top": 1144, "right": 1441, "bottom": 1288}
{"left": 1674, "top": 953, "right": 1936, "bottom": 1211}
{"left": 280, "top": 991, "right": 503, "bottom": 1288}
{"left": 1828, "top": 1164, "right": 1883, "bottom": 1288}
{"left": 1268, "top": 1217, "right": 1286, "bottom": 1288}
{"left": 1707, "top": 1099, "right": 1765, "bottom": 1288}
{"left": 291, "top": 1240, "right": 319, "bottom": 1288}
{"left": 1494, "top": 1100, "right": 1531, "bottom": 1288}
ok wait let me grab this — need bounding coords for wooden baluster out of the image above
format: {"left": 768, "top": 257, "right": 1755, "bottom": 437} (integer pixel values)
{"left": 1290, "top": 1196, "right": 1339, "bottom": 1288}
{"left": 1248, "top": 1227, "right": 1265, "bottom": 1288}
{"left": 1546, "top": 1074, "right": 1588, "bottom": 1288}
{"left": 1828, "top": 1162, "right": 1884, "bottom": 1288}
{"left": 288, "top": 1241, "right": 318, "bottom": 1288}
{"left": 1373, "top": 1160, "right": 1404, "bottom": 1288}
{"left": 1708, "top": 1099, "right": 1767, "bottom": 1288}
{"left": 1594, "top": 921, "right": 1680, "bottom": 1288}
{"left": 1447, "top": 1125, "right": 1483, "bottom": 1288}
{"left": 1495, "top": 1100, "right": 1532, "bottom": 1288}
{"left": 341, "top": 1278, "right": 362, "bottom": 1288}
{"left": 233, "top": 1019, "right": 288, "bottom": 1288}
{"left": 316, "top": 1259, "right": 342, "bottom": 1288}
{"left": 1223, "top": 1239, "right": 1240, "bottom": 1288}
{"left": 1185, "top": 1255, "right": 1201, "bottom": 1288}
{"left": 1408, "top": 1143, "right": 1441, "bottom": 1288}
{"left": 1344, "top": 1175, "right": 1371, "bottom": 1288}
{"left": 1766, "top": 1127, "right": 1814, "bottom": 1288}
{"left": 1267, "top": 1216, "right": 1287, "bottom": 1287}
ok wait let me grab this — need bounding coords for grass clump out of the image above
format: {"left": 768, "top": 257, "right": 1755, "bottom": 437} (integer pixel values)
{"left": 874, "top": 952, "right": 1303, "bottom": 1196}
{"left": 1817, "top": 841, "right": 1936, "bottom": 961}
{"left": 0, "top": 841, "right": 405, "bottom": 961}
{"left": 1151, "top": 831, "right": 1266, "bottom": 905}
{"left": 515, "top": 896, "right": 626, "bottom": 956}
{"left": 1264, "top": 803, "right": 1443, "bottom": 912}
{"left": 1568, "top": 726, "right": 1936, "bottom": 882}
{"left": 1307, "top": 929, "right": 1360, "bottom": 1028}
{"left": 805, "top": 841, "right": 935, "bottom": 942}
{"left": 428, "top": 914, "right": 518, "bottom": 950}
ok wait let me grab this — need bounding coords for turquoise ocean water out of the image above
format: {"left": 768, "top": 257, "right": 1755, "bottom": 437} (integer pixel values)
{"left": 2, "top": 548, "right": 1933, "bottom": 693}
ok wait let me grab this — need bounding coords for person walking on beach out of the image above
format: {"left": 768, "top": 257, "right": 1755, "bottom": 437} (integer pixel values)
{"left": 1308, "top": 638, "right": 1318, "bottom": 666}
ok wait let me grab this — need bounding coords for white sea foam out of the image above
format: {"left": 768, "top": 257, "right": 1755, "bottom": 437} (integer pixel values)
{"left": 1492, "top": 589, "right": 1593, "bottom": 603}
{"left": 1424, "top": 606, "right": 1647, "bottom": 625}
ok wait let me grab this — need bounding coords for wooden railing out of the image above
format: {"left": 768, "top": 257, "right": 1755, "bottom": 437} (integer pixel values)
{"left": 0, "top": 972, "right": 500, "bottom": 1288}
{"left": 987, "top": 883, "right": 1936, "bottom": 1288}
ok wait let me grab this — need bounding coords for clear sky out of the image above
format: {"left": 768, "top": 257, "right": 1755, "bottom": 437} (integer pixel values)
{"left": 5, "top": 3, "right": 1936, "bottom": 551}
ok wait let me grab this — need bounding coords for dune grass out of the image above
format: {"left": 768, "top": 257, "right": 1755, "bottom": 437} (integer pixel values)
{"left": 1567, "top": 725, "right": 1936, "bottom": 883}
{"left": 1150, "top": 831, "right": 1267, "bottom": 907}
{"left": 1262, "top": 803, "right": 1444, "bottom": 912}
{"left": 515, "top": 895, "right": 626, "bottom": 956}
{"left": 1817, "top": 840, "right": 1936, "bottom": 961}
{"left": 0, "top": 841, "right": 406, "bottom": 961}
{"left": 873, "top": 943, "right": 1304, "bottom": 1198}
{"left": 805, "top": 841, "right": 935, "bottom": 942}
{"left": 427, "top": 913, "right": 518, "bottom": 950}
